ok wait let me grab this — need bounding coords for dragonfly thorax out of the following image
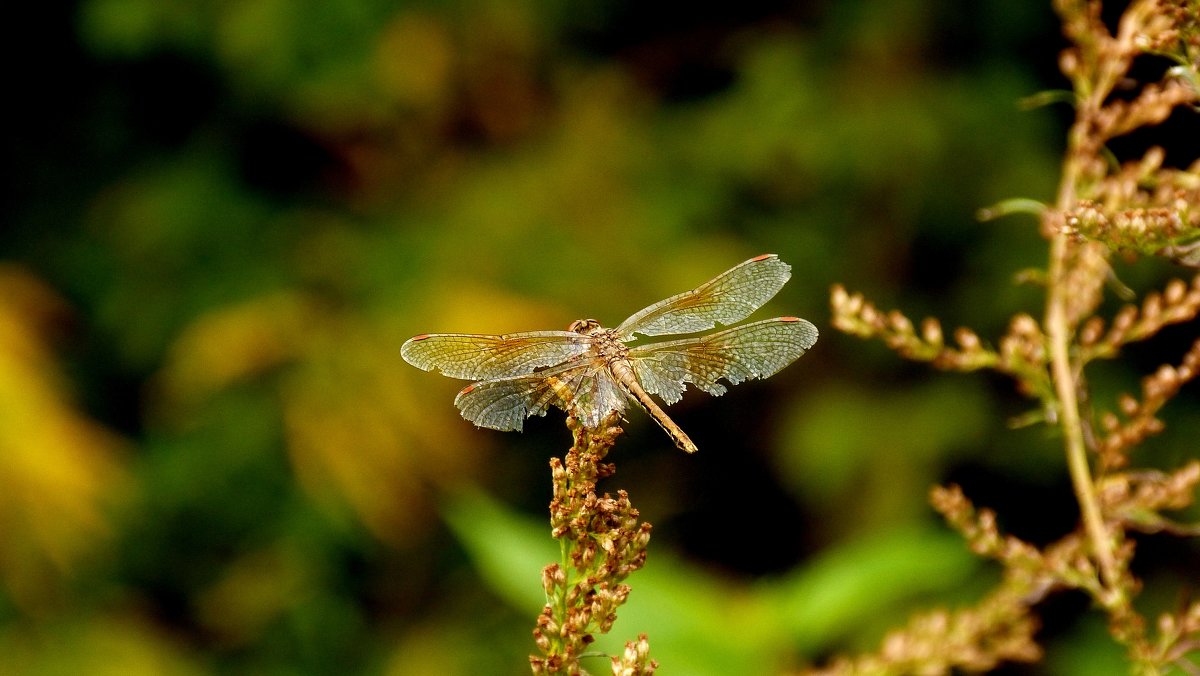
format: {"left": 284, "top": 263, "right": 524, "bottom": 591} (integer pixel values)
{"left": 568, "top": 319, "right": 627, "bottom": 362}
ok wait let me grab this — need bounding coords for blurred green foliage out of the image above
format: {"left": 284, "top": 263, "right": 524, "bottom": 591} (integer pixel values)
{"left": 4, "top": 0, "right": 1193, "bottom": 674}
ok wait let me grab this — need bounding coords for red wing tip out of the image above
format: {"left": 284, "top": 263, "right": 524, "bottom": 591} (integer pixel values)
{"left": 780, "top": 316, "right": 801, "bottom": 322}
{"left": 750, "top": 253, "right": 776, "bottom": 262}
{"left": 410, "top": 334, "right": 431, "bottom": 341}
{"left": 459, "top": 384, "right": 477, "bottom": 394}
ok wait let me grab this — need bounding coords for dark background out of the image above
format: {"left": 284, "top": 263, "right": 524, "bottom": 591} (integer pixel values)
{"left": 2, "top": 1, "right": 1197, "bottom": 673}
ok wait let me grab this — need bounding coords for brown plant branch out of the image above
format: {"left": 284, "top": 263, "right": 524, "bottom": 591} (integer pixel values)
{"left": 1097, "top": 338, "right": 1200, "bottom": 468}
{"left": 830, "top": 287, "right": 1055, "bottom": 404}
{"left": 830, "top": 286, "right": 999, "bottom": 370}
{"left": 1080, "top": 275, "right": 1200, "bottom": 361}
{"left": 1099, "top": 461, "right": 1200, "bottom": 534}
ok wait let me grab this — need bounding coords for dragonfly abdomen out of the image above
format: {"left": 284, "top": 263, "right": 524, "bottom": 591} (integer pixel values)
{"left": 608, "top": 358, "right": 698, "bottom": 453}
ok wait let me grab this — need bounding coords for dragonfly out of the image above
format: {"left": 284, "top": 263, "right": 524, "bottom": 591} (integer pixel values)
{"left": 401, "top": 254, "right": 817, "bottom": 453}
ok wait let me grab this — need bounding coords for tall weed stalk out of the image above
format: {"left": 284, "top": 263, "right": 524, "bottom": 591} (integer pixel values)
{"left": 823, "top": 1, "right": 1200, "bottom": 672}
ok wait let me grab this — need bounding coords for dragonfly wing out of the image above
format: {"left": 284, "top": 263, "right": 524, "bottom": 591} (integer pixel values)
{"left": 401, "top": 331, "right": 590, "bottom": 380}
{"left": 614, "top": 254, "right": 792, "bottom": 338}
{"left": 453, "top": 361, "right": 627, "bottom": 432}
{"left": 628, "top": 317, "right": 818, "bottom": 403}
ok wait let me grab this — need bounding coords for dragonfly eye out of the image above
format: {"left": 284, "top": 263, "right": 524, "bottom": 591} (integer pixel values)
{"left": 568, "top": 319, "right": 600, "bottom": 333}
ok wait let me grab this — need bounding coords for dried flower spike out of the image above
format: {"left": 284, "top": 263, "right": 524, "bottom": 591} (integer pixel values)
{"left": 531, "top": 413, "right": 654, "bottom": 675}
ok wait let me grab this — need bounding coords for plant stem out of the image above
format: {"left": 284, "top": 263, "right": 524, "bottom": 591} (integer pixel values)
{"left": 1046, "top": 85, "right": 1119, "bottom": 588}
{"left": 1045, "top": 229, "right": 1117, "bottom": 589}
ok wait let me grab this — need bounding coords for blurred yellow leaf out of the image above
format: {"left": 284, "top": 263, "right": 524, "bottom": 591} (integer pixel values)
{"left": 0, "top": 611, "right": 204, "bottom": 676}
{"left": 374, "top": 13, "right": 454, "bottom": 112}
{"left": 155, "top": 291, "right": 312, "bottom": 404}
{"left": 157, "top": 291, "right": 484, "bottom": 544}
{"left": 193, "top": 542, "right": 312, "bottom": 646}
{"left": 0, "top": 267, "right": 127, "bottom": 609}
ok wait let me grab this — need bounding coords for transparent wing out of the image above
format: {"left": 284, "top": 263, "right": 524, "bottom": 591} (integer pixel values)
{"left": 453, "top": 360, "right": 628, "bottom": 432}
{"left": 401, "top": 331, "right": 591, "bottom": 380}
{"left": 614, "top": 254, "right": 792, "bottom": 339}
{"left": 628, "top": 317, "right": 818, "bottom": 404}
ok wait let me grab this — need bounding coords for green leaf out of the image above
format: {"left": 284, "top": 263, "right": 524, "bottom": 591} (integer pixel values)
{"left": 761, "top": 524, "right": 979, "bottom": 654}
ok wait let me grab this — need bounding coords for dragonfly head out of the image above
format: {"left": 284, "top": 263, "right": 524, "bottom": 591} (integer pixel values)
{"left": 567, "top": 318, "right": 603, "bottom": 334}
